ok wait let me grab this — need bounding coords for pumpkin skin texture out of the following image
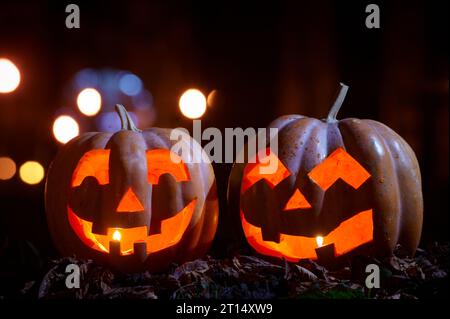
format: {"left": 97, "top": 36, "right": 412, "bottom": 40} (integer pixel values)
{"left": 46, "top": 105, "right": 218, "bottom": 272}
{"left": 228, "top": 84, "right": 423, "bottom": 262}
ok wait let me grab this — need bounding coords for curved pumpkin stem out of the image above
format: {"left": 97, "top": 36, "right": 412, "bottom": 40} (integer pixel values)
{"left": 326, "top": 83, "right": 349, "bottom": 123}
{"left": 115, "top": 104, "right": 142, "bottom": 132}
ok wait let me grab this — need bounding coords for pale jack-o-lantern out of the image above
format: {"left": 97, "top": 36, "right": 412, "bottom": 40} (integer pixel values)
{"left": 46, "top": 105, "right": 218, "bottom": 272}
{"left": 228, "top": 84, "right": 423, "bottom": 262}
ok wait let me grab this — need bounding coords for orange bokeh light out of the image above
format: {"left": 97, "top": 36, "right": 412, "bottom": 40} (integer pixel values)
{"left": 0, "top": 157, "right": 17, "bottom": 180}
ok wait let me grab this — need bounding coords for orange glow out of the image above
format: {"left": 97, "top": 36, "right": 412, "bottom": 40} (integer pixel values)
{"left": 242, "top": 148, "right": 290, "bottom": 193}
{"left": 308, "top": 148, "right": 370, "bottom": 190}
{"left": 283, "top": 189, "right": 311, "bottom": 210}
{"left": 116, "top": 188, "right": 145, "bottom": 212}
{"left": 241, "top": 209, "right": 373, "bottom": 261}
{"left": 0, "top": 157, "right": 16, "bottom": 180}
{"left": 146, "top": 149, "right": 190, "bottom": 184}
{"left": 72, "top": 149, "right": 190, "bottom": 188}
{"left": 68, "top": 200, "right": 196, "bottom": 255}
{"left": 71, "top": 150, "right": 110, "bottom": 187}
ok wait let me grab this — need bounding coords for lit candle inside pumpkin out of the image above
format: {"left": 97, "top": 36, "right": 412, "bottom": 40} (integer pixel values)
{"left": 110, "top": 229, "right": 122, "bottom": 256}
{"left": 113, "top": 229, "right": 121, "bottom": 242}
{"left": 316, "top": 236, "right": 324, "bottom": 248}
{"left": 315, "top": 235, "right": 336, "bottom": 266}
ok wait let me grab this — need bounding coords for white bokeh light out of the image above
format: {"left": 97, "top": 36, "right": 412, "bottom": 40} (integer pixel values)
{"left": 77, "top": 88, "right": 102, "bottom": 116}
{"left": 53, "top": 115, "right": 80, "bottom": 144}
{"left": 0, "top": 58, "right": 21, "bottom": 93}
{"left": 179, "top": 89, "right": 207, "bottom": 119}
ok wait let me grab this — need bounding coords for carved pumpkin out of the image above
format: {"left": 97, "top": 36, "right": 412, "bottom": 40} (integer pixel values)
{"left": 45, "top": 105, "right": 218, "bottom": 272}
{"left": 228, "top": 84, "right": 423, "bottom": 262}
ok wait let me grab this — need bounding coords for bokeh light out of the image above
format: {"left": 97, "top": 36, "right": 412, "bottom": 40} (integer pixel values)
{"left": 96, "top": 111, "right": 138, "bottom": 132}
{"left": 0, "top": 58, "right": 21, "bottom": 93}
{"left": 19, "top": 161, "right": 44, "bottom": 185}
{"left": 73, "top": 68, "right": 99, "bottom": 89}
{"left": 179, "top": 89, "right": 207, "bottom": 119}
{"left": 119, "top": 73, "right": 143, "bottom": 96}
{"left": 77, "top": 88, "right": 102, "bottom": 116}
{"left": 0, "top": 157, "right": 17, "bottom": 180}
{"left": 96, "top": 112, "right": 121, "bottom": 132}
{"left": 132, "top": 89, "right": 154, "bottom": 110}
{"left": 53, "top": 115, "right": 80, "bottom": 144}
{"left": 207, "top": 89, "right": 219, "bottom": 108}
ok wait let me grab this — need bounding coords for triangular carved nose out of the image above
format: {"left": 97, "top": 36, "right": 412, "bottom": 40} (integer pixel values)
{"left": 117, "top": 188, "right": 145, "bottom": 212}
{"left": 283, "top": 189, "right": 311, "bottom": 210}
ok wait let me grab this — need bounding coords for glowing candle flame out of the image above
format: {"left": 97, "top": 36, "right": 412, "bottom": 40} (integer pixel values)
{"left": 113, "top": 229, "right": 121, "bottom": 242}
{"left": 316, "top": 236, "right": 324, "bottom": 248}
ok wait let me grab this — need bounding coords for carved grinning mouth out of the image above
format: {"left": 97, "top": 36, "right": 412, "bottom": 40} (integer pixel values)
{"left": 68, "top": 199, "right": 196, "bottom": 256}
{"left": 241, "top": 208, "right": 373, "bottom": 262}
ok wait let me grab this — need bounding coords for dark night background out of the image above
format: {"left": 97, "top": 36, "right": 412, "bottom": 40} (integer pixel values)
{"left": 0, "top": 0, "right": 448, "bottom": 273}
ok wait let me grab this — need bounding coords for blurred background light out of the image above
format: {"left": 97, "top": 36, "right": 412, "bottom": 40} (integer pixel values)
{"left": 19, "top": 161, "right": 44, "bottom": 185}
{"left": 74, "top": 68, "right": 99, "bottom": 89}
{"left": 96, "top": 111, "right": 138, "bottom": 132}
{"left": 179, "top": 89, "right": 207, "bottom": 119}
{"left": 0, "top": 58, "right": 21, "bottom": 93}
{"left": 119, "top": 73, "right": 143, "bottom": 96}
{"left": 132, "top": 89, "right": 154, "bottom": 110}
{"left": 53, "top": 115, "right": 79, "bottom": 144}
{"left": 207, "top": 89, "right": 218, "bottom": 108}
{"left": 96, "top": 111, "right": 121, "bottom": 132}
{"left": 77, "top": 88, "right": 102, "bottom": 116}
{"left": 0, "top": 157, "right": 17, "bottom": 180}
{"left": 66, "top": 68, "right": 155, "bottom": 133}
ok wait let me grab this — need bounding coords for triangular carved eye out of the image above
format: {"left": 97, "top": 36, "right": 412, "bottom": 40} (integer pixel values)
{"left": 242, "top": 148, "right": 290, "bottom": 193}
{"left": 308, "top": 147, "right": 370, "bottom": 190}
{"left": 117, "top": 187, "right": 145, "bottom": 212}
{"left": 283, "top": 189, "right": 311, "bottom": 210}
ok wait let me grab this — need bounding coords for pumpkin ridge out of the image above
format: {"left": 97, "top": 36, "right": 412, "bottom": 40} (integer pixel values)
{"left": 364, "top": 120, "right": 423, "bottom": 255}
{"left": 365, "top": 120, "right": 403, "bottom": 246}
{"left": 339, "top": 119, "right": 401, "bottom": 254}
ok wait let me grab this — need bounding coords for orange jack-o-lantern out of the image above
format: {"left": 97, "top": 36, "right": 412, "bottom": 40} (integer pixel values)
{"left": 228, "top": 84, "right": 423, "bottom": 262}
{"left": 45, "top": 105, "right": 218, "bottom": 272}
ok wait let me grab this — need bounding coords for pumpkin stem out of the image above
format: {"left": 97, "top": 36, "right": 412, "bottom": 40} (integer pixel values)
{"left": 115, "top": 104, "right": 142, "bottom": 132}
{"left": 326, "top": 83, "right": 349, "bottom": 123}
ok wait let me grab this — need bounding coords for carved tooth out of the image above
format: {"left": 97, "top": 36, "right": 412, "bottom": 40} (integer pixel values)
{"left": 109, "top": 240, "right": 121, "bottom": 256}
{"left": 149, "top": 222, "right": 161, "bottom": 235}
{"left": 315, "top": 243, "right": 336, "bottom": 266}
{"left": 133, "top": 242, "right": 147, "bottom": 262}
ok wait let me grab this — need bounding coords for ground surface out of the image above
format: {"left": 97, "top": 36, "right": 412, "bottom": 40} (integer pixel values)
{"left": 0, "top": 241, "right": 448, "bottom": 299}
